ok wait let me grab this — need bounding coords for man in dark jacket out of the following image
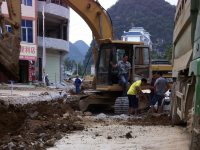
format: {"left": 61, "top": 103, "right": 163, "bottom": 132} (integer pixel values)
{"left": 75, "top": 75, "right": 82, "bottom": 94}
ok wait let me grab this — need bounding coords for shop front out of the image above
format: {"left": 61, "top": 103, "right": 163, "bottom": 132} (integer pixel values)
{"left": 19, "top": 43, "right": 37, "bottom": 85}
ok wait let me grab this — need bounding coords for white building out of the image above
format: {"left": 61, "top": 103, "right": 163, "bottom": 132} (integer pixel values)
{"left": 121, "top": 27, "right": 152, "bottom": 50}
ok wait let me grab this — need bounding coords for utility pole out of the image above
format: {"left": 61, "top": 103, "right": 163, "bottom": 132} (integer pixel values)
{"left": 42, "top": 1, "right": 50, "bottom": 83}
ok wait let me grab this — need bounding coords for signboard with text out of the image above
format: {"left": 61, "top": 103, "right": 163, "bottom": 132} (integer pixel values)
{"left": 19, "top": 43, "right": 37, "bottom": 61}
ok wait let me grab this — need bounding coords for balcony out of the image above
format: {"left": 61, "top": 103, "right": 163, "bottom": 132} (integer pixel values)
{"left": 37, "top": 36, "right": 69, "bottom": 55}
{"left": 38, "top": 0, "right": 69, "bottom": 9}
{"left": 37, "top": 1, "right": 70, "bottom": 20}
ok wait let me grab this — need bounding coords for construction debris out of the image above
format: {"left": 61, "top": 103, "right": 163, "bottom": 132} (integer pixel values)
{"left": 0, "top": 98, "right": 84, "bottom": 149}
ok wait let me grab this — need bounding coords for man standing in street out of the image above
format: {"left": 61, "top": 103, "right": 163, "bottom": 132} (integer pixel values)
{"left": 150, "top": 71, "right": 170, "bottom": 115}
{"left": 127, "top": 78, "right": 148, "bottom": 116}
{"left": 110, "top": 54, "right": 131, "bottom": 96}
{"left": 75, "top": 75, "right": 82, "bottom": 94}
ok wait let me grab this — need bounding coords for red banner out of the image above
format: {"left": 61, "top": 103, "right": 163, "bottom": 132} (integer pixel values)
{"left": 28, "top": 61, "right": 32, "bottom": 82}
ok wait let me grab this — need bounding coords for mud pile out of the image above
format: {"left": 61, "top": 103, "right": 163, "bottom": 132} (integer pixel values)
{"left": 124, "top": 114, "right": 172, "bottom": 126}
{"left": 0, "top": 98, "right": 84, "bottom": 149}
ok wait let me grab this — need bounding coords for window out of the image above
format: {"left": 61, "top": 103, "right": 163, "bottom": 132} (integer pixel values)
{"left": 135, "top": 47, "right": 150, "bottom": 65}
{"left": 21, "top": 0, "right": 32, "bottom": 6}
{"left": 0, "top": 20, "right": 33, "bottom": 43}
{"left": 21, "top": 20, "right": 33, "bottom": 43}
{"left": 3, "top": 0, "right": 32, "bottom": 6}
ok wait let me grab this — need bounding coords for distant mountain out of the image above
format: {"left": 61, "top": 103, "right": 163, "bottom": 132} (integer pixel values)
{"left": 63, "top": 42, "right": 85, "bottom": 63}
{"left": 107, "top": 0, "right": 176, "bottom": 56}
{"left": 73, "top": 40, "right": 89, "bottom": 56}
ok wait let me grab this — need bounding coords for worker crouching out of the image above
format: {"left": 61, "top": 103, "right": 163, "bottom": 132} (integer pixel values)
{"left": 127, "top": 78, "right": 148, "bottom": 117}
{"left": 75, "top": 75, "right": 82, "bottom": 94}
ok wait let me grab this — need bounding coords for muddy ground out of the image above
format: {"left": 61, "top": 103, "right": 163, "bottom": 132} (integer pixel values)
{"left": 0, "top": 98, "right": 84, "bottom": 150}
{"left": 48, "top": 114, "right": 190, "bottom": 150}
{"left": 0, "top": 97, "right": 190, "bottom": 150}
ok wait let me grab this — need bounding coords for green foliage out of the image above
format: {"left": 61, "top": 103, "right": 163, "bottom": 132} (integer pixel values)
{"left": 151, "top": 45, "right": 172, "bottom": 62}
{"left": 73, "top": 61, "right": 85, "bottom": 76}
{"left": 163, "top": 45, "right": 173, "bottom": 62}
{"left": 63, "top": 57, "right": 76, "bottom": 72}
{"left": 107, "top": 0, "right": 176, "bottom": 54}
{"left": 82, "top": 40, "right": 97, "bottom": 75}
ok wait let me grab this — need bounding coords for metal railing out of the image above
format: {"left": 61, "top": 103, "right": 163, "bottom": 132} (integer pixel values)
{"left": 38, "top": 0, "right": 69, "bottom": 9}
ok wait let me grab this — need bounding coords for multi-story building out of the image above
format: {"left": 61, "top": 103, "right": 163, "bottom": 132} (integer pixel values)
{"left": 0, "top": 0, "right": 70, "bottom": 84}
{"left": 36, "top": 0, "right": 69, "bottom": 83}
{"left": 121, "top": 27, "right": 153, "bottom": 50}
{"left": 0, "top": 0, "right": 38, "bottom": 84}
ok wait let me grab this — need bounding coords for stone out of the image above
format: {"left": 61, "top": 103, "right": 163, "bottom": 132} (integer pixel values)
{"left": 63, "top": 112, "right": 70, "bottom": 119}
{"left": 8, "top": 142, "right": 16, "bottom": 149}
{"left": 45, "top": 139, "right": 56, "bottom": 147}
{"left": 30, "top": 111, "right": 39, "bottom": 119}
{"left": 84, "top": 111, "right": 92, "bottom": 116}
{"left": 39, "top": 133, "right": 47, "bottom": 137}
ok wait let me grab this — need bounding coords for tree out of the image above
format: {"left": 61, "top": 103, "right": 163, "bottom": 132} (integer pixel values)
{"left": 163, "top": 45, "right": 172, "bottom": 62}
{"left": 73, "top": 60, "right": 85, "bottom": 76}
{"left": 63, "top": 57, "right": 76, "bottom": 72}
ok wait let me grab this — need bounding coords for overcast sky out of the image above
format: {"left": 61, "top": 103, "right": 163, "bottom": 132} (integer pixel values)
{"left": 69, "top": 0, "right": 178, "bottom": 46}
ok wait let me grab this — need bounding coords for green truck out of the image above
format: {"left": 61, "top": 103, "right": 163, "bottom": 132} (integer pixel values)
{"left": 170, "top": 0, "right": 200, "bottom": 149}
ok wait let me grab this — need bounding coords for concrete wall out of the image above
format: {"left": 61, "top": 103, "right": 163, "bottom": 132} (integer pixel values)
{"left": 2, "top": 1, "right": 36, "bottom": 18}
{"left": 37, "top": 36, "right": 69, "bottom": 55}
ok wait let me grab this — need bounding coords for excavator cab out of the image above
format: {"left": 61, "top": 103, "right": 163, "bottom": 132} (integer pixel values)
{"left": 96, "top": 42, "right": 152, "bottom": 88}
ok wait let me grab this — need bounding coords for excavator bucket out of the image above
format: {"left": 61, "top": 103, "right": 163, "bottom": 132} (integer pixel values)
{"left": 0, "top": 0, "right": 21, "bottom": 81}
{"left": 0, "top": 32, "right": 20, "bottom": 81}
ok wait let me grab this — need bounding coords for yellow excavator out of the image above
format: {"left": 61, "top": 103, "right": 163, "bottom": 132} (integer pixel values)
{"left": 0, "top": 0, "right": 171, "bottom": 113}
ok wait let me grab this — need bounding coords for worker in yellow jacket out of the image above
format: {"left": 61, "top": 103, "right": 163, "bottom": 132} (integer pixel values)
{"left": 127, "top": 78, "right": 148, "bottom": 116}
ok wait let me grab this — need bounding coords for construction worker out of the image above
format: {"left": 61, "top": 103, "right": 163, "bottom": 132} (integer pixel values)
{"left": 151, "top": 71, "right": 170, "bottom": 115}
{"left": 110, "top": 54, "right": 131, "bottom": 96}
{"left": 75, "top": 75, "right": 82, "bottom": 94}
{"left": 127, "top": 78, "right": 148, "bottom": 116}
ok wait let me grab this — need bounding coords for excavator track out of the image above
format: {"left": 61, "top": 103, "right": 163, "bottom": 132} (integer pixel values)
{"left": 114, "top": 97, "right": 129, "bottom": 114}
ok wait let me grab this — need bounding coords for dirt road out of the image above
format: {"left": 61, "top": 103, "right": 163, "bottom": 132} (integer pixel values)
{"left": 48, "top": 115, "right": 190, "bottom": 150}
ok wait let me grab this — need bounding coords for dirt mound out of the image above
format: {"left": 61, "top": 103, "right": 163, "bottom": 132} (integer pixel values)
{"left": 0, "top": 98, "right": 84, "bottom": 149}
{"left": 124, "top": 114, "right": 172, "bottom": 126}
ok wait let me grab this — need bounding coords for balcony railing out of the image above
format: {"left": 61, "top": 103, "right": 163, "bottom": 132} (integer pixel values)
{"left": 38, "top": 0, "right": 69, "bottom": 9}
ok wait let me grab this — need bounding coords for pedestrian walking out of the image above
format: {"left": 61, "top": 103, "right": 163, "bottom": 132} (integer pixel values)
{"left": 127, "top": 78, "right": 148, "bottom": 116}
{"left": 110, "top": 54, "right": 131, "bottom": 96}
{"left": 75, "top": 75, "right": 82, "bottom": 94}
{"left": 150, "top": 71, "right": 170, "bottom": 115}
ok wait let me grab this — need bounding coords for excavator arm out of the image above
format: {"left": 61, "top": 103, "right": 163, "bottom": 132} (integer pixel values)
{"left": 62, "top": 0, "right": 114, "bottom": 47}
{"left": 0, "top": 0, "right": 21, "bottom": 80}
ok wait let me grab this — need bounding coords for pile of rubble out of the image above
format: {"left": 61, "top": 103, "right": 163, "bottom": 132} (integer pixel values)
{"left": 0, "top": 98, "right": 85, "bottom": 149}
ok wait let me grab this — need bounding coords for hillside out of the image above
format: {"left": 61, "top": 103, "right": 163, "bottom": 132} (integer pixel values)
{"left": 74, "top": 40, "right": 89, "bottom": 56}
{"left": 63, "top": 42, "right": 85, "bottom": 63}
{"left": 82, "top": 0, "right": 176, "bottom": 73}
{"left": 107, "top": 0, "right": 176, "bottom": 55}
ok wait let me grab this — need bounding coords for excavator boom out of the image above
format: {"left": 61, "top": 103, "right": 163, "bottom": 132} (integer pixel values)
{"left": 62, "top": 0, "right": 115, "bottom": 47}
